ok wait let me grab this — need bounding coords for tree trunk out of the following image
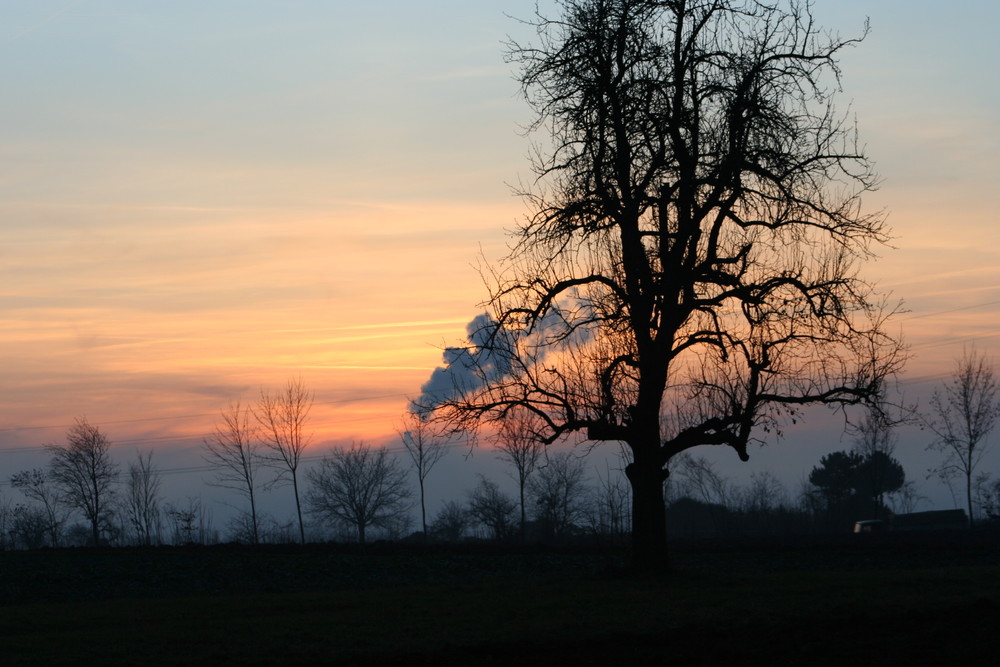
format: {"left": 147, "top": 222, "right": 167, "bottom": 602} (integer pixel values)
{"left": 519, "top": 478, "right": 527, "bottom": 542}
{"left": 249, "top": 489, "right": 259, "bottom": 545}
{"left": 292, "top": 472, "right": 305, "bottom": 543}
{"left": 967, "top": 470, "right": 975, "bottom": 528}
{"left": 626, "top": 454, "right": 668, "bottom": 571}
{"left": 420, "top": 477, "right": 427, "bottom": 536}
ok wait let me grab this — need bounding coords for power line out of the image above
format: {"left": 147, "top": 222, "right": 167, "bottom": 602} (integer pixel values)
{"left": 901, "top": 298, "right": 1000, "bottom": 321}
{"left": 908, "top": 328, "right": 1000, "bottom": 352}
{"left": 0, "top": 439, "right": 475, "bottom": 490}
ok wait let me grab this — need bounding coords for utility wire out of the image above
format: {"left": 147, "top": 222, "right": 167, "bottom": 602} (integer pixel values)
{"left": 0, "top": 438, "right": 475, "bottom": 490}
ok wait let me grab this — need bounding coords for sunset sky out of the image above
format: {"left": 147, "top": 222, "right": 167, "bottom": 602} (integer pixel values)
{"left": 1, "top": 1, "right": 998, "bottom": 521}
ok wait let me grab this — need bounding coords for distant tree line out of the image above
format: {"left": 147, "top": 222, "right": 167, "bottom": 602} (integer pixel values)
{"left": 2, "top": 352, "right": 999, "bottom": 550}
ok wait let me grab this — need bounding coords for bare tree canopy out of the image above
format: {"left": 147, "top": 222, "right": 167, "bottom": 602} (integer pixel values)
{"left": 428, "top": 0, "right": 904, "bottom": 568}
{"left": 10, "top": 468, "right": 68, "bottom": 547}
{"left": 123, "top": 450, "right": 163, "bottom": 546}
{"left": 204, "top": 401, "right": 264, "bottom": 544}
{"left": 257, "top": 378, "right": 313, "bottom": 543}
{"left": 46, "top": 417, "right": 119, "bottom": 546}
{"left": 398, "top": 411, "right": 450, "bottom": 537}
{"left": 926, "top": 347, "right": 1000, "bottom": 526}
{"left": 493, "top": 407, "right": 545, "bottom": 539}
{"left": 528, "top": 452, "right": 591, "bottom": 540}
{"left": 586, "top": 462, "right": 631, "bottom": 541}
{"left": 466, "top": 475, "right": 518, "bottom": 542}
{"left": 305, "top": 443, "right": 411, "bottom": 544}
{"left": 430, "top": 500, "right": 471, "bottom": 543}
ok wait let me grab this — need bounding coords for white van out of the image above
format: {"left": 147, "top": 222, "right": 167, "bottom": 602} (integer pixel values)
{"left": 853, "top": 519, "right": 885, "bottom": 534}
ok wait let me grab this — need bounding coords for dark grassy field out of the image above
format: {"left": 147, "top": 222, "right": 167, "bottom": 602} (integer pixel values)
{"left": 2, "top": 536, "right": 998, "bottom": 665}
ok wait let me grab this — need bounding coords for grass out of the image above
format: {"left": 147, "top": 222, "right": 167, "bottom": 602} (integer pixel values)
{"left": 2, "top": 539, "right": 998, "bottom": 665}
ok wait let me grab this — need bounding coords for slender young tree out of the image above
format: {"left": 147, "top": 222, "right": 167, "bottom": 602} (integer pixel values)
{"left": 257, "top": 378, "right": 313, "bottom": 543}
{"left": 587, "top": 462, "right": 631, "bottom": 541}
{"left": 204, "top": 401, "right": 264, "bottom": 544}
{"left": 976, "top": 475, "right": 1000, "bottom": 524}
{"left": 427, "top": 0, "right": 904, "bottom": 569}
{"left": 0, "top": 496, "right": 10, "bottom": 551}
{"left": 398, "top": 412, "right": 450, "bottom": 536}
{"left": 46, "top": 417, "right": 119, "bottom": 546}
{"left": 494, "top": 408, "right": 544, "bottom": 539}
{"left": 123, "top": 450, "right": 163, "bottom": 546}
{"left": 165, "top": 497, "right": 204, "bottom": 545}
{"left": 926, "top": 347, "right": 1000, "bottom": 526}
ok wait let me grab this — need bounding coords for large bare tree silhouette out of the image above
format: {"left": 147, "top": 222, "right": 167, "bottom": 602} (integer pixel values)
{"left": 428, "top": 0, "right": 904, "bottom": 568}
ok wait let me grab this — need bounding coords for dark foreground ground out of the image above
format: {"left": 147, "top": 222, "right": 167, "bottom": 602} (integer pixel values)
{"left": 2, "top": 534, "right": 998, "bottom": 665}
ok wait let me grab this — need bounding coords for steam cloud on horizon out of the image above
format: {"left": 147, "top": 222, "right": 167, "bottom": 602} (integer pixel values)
{"left": 411, "top": 313, "right": 512, "bottom": 415}
{"left": 411, "top": 304, "right": 592, "bottom": 416}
